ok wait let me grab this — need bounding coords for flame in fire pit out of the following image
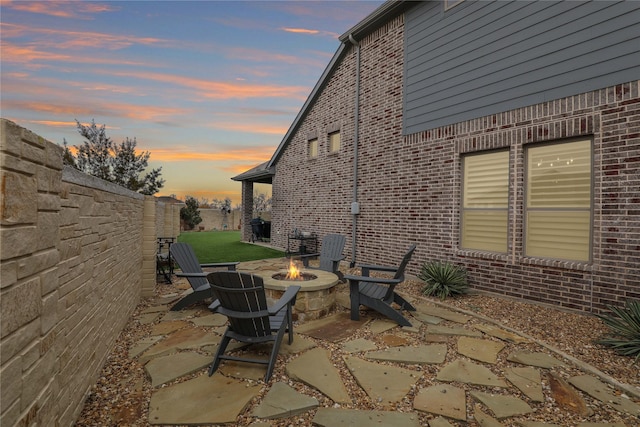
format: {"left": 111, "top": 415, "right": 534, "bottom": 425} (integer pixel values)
{"left": 285, "top": 260, "right": 302, "bottom": 280}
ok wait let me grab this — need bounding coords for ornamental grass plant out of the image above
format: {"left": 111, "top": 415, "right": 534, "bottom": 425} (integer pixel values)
{"left": 418, "top": 260, "right": 468, "bottom": 300}
{"left": 596, "top": 299, "right": 640, "bottom": 362}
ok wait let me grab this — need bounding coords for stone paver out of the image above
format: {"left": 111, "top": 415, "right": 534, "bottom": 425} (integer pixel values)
{"left": 366, "top": 344, "right": 447, "bottom": 364}
{"left": 161, "top": 308, "right": 199, "bottom": 321}
{"left": 368, "top": 318, "right": 398, "bottom": 334}
{"left": 219, "top": 357, "right": 270, "bottom": 381}
{"left": 470, "top": 390, "right": 534, "bottom": 419}
{"left": 411, "top": 311, "right": 444, "bottom": 325}
{"left": 279, "top": 334, "right": 317, "bottom": 355}
{"left": 296, "top": 312, "right": 367, "bottom": 342}
{"left": 148, "top": 373, "right": 260, "bottom": 425}
{"left": 474, "top": 323, "right": 530, "bottom": 344}
{"left": 507, "top": 351, "right": 567, "bottom": 368}
{"left": 437, "top": 359, "right": 507, "bottom": 387}
{"left": 128, "top": 336, "right": 163, "bottom": 358}
{"left": 427, "top": 324, "right": 483, "bottom": 337}
{"left": 415, "top": 303, "right": 472, "bottom": 324}
{"left": 141, "top": 305, "right": 168, "bottom": 314}
{"left": 139, "top": 328, "right": 220, "bottom": 363}
{"left": 344, "top": 356, "right": 420, "bottom": 406}
{"left": 428, "top": 416, "right": 456, "bottom": 427}
{"left": 457, "top": 336, "right": 505, "bottom": 364}
{"left": 474, "top": 404, "right": 504, "bottom": 426}
{"left": 137, "top": 312, "right": 162, "bottom": 325}
{"left": 568, "top": 375, "right": 640, "bottom": 417}
{"left": 286, "top": 347, "right": 351, "bottom": 404}
{"left": 413, "top": 384, "right": 466, "bottom": 420}
{"left": 313, "top": 407, "right": 420, "bottom": 427}
{"left": 189, "top": 312, "right": 228, "bottom": 327}
{"left": 379, "top": 333, "right": 409, "bottom": 346}
{"left": 144, "top": 351, "right": 211, "bottom": 387}
{"left": 150, "top": 319, "right": 190, "bottom": 336}
{"left": 517, "top": 422, "right": 562, "bottom": 427}
{"left": 252, "top": 382, "right": 318, "bottom": 419}
{"left": 343, "top": 337, "right": 377, "bottom": 353}
{"left": 504, "top": 367, "right": 544, "bottom": 402}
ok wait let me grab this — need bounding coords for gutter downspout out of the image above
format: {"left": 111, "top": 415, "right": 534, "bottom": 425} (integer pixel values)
{"left": 348, "top": 33, "right": 360, "bottom": 267}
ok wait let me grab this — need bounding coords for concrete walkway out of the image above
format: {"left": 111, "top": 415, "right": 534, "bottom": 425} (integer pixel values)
{"left": 134, "top": 260, "right": 639, "bottom": 426}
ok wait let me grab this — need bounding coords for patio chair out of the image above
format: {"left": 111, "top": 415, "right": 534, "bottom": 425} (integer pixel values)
{"left": 169, "top": 242, "right": 239, "bottom": 311}
{"left": 299, "top": 233, "right": 346, "bottom": 281}
{"left": 206, "top": 271, "right": 300, "bottom": 382}
{"left": 345, "top": 244, "right": 417, "bottom": 327}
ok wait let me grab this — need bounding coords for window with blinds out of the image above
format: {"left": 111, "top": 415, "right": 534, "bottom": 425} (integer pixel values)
{"left": 525, "top": 139, "right": 591, "bottom": 261}
{"left": 308, "top": 138, "right": 318, "bottom": 159}
{"left": 328, "top": 131, "right": 340, "bottom": 153}
{"left": 461, "top": 150, "right": 509, "bottom": 252}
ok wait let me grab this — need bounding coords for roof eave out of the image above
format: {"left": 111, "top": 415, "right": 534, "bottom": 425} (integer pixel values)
{"left": 265, "top": 0, "right": 414, "bottom": 170}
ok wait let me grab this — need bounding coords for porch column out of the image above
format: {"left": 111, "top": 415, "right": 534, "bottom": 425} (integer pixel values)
{"left": 241, "top": 181, "right": 254, "bottom": 242}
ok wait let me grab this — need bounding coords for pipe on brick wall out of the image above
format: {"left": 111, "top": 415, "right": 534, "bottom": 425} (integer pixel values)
{"left": 348, "top": 33, "right": 360, "bottom": 267}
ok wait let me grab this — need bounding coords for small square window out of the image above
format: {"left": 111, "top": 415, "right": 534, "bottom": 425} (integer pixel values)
{"left": 328, "top": 131, "right": 340, "bottom": 153}
{"left": 308, "top": 138, "right": 318, "bottom": 159}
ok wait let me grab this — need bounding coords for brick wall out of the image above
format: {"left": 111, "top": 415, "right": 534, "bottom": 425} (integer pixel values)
{"left": 270, "top": 15, "right": 639, "bottom": 313}
{"left": 0, "top": 119, "right": 178, "bottom": 426}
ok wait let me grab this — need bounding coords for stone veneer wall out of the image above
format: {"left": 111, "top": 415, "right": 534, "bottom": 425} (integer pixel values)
{"left": 0, "top": 119, "right": 179, "bottom": 426}
{"left": 269, "top": 13, "right": 639, "bottom": 313}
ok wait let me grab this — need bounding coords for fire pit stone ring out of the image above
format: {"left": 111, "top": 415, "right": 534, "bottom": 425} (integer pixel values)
{"left": 261, "top": 269, "right": 340, "bottom": 322}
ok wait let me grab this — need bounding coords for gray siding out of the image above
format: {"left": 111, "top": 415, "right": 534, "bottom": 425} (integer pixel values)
{"left": 404, "top": 0, "right": 640, "bottom": 134}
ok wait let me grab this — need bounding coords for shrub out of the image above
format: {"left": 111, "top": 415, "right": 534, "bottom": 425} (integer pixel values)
{"left": 418, "top": 261, "right": 468, "bottom": 300}
{"left": 596, "top": 300, "right": 640, "bottom": 362}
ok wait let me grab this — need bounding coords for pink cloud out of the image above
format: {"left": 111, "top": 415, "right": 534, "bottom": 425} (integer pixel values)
{"left": 105, "top": 69, "right": 309, "bottom": 101}
{"left": 2, "top": 1, "right": 118, "bottom": 19}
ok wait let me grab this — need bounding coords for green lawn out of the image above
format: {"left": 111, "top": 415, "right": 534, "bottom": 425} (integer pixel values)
{"left": 177, "top": 231, "right": 284, "bottom": 263}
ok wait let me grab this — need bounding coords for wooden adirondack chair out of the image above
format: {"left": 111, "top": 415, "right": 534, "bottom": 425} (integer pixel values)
{"left": 169, "top": 242, "right": 239, "bottom": 311}
{"left": 206, "top": 271, "right": 300, "bottom": 382}
{"left": 300, "top": 233, "right": 346, "bottom": 281}
{"left": 345, "top": 245, "right": 417, "bottom": 327}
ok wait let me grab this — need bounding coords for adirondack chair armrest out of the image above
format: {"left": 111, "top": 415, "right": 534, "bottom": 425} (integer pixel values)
{"left": 299, "top": 253, "right": 319, "bottom": 259}
{"left": 344, "top": 274, "right": 402, "bottom": 286}
{"left": 269, "top": 285, "right": 301, "bottom": 314}
{"left": 201, "top": 262, "right": 239, "bottom": 271}
{"left": 357, "top": 264, "right": 398, "bottom": 276}
{"left": 299, "top": 253, "right": 320, "bottom": 267}
{"left": 176, "top": 272, "right": 208, "bottom": 278}
{"left": 208, "top": 299, "right": 221, "bottom": 312}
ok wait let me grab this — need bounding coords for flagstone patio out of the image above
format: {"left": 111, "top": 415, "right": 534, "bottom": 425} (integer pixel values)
{"left": 119, "top": 259, "right": 640, "bottom": 426}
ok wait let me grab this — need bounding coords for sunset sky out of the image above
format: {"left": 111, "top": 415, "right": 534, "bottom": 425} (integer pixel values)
{"left": 1, "top": 0, "right": 383, "bottom": 205}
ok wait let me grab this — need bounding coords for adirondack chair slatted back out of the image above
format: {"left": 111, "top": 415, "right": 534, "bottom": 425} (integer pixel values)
{"left": 393, "top": 245, "right": 416, "bottom": 280}
{"left": 318, "top": 234, "right": 346, "bottom": 272}
{"left": 170, "top": 242, "right": 209, "bottom": 289}
{"left": 208, "top": 272, "right": 271, "bottom": 338}
{"left": 384, "top": 244, "right": 416, "bottom": 300}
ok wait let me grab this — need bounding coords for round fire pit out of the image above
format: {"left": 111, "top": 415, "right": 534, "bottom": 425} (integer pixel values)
{"left": 262, "top": 269, "right": 339, "bottom": 322}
